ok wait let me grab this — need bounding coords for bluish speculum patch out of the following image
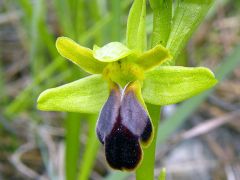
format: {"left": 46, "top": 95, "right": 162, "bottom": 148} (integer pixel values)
{"left": 96, "top": 82, "right": 153, "bottom": 170}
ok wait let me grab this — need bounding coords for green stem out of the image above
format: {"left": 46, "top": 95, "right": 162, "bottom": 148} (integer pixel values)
{"left": 65, "top": 113, "right": 82, "bottom": 180}
{"left": 77, "top": 114, "right": 100, "bottom": 180}
{"left": 136, "top": 2, "right": 171, "bottom": 179}
{"left": 136, "top": 104, "right": 161, "bottom": 180}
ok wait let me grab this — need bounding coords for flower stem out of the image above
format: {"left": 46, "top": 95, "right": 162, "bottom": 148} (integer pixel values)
{"left": 136, "top": 104, "right": 161, "bottom": 180}
{"left": 136, "top": 2, "right": 171, "bottom": 179}
{"left": 65, "top": 113, "right": 81, "bottom": 180}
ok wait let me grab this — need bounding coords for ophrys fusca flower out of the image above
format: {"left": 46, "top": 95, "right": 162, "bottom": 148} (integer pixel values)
{"left": 37, "top": 37, "right": 217, "bottom": 170}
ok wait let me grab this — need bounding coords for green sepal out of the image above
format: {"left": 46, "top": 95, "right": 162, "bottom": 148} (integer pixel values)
{"left": 37, "top": 75, "right": 109, "bottom": 113}
{"left": 167, "top": 0, "right": 213, "bottom": 62}
{"left": 142, "top": 66, "right": 217, "bottom": 105}
{"left": 56, "top": 37, "right": 107, "bottom": 74}
{"left": 93, "top": 42, "right": 132, "bottom": 62}
{"left": 136, "top": 44, "right": 172, "bottom": 71}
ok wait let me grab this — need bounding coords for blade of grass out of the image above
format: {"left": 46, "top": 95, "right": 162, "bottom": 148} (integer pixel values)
{"left": 78, "top": 15, "right": 111, "bottom": 45}
{"left": 77, "top": 114, "right": 100, "bottom": 180}
{"left": 30, "top": 0, "right": 45, "bottom": 78}
{"left": 67, "top": 0, "right": 86, "bottom": 39}
{"left": 18, "top": 0, "right": 32, "bottom": 19}
{"left": 53, "top": 0, "right": 75, "bottom": 38}
{"left": 87, "top": 0, "right": 102, "bottom": 44}
{"left": 101, "top": 0, "right": 132, "bottom": 43}
{"left": 75, "top": 0, "right": 86, "bottom": 39}
{"left": 67, "top": 0, "right": 77, "bottom": 18}
{"left": 38, "top": 22, "right": 58, "bottom": 59}
{"left": 157, "top": 44, "right": 240, "bottom": 145}
{"left": 15, "top": 0, "right": 58, "bottom": 60}
{"left": 65, "top": 113, "right": 82, "bottom": 180}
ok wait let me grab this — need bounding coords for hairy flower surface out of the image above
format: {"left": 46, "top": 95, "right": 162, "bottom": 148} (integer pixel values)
{"left": 37, "top": 37, "right": 217, "bottom": 170}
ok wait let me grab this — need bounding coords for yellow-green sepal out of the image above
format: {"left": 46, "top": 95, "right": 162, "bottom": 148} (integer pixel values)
{"left": 56, "top": 37, "right": 107, "bottom": 74}
{"left": 142, "top": 66, "right": 217, "bottom": 105}
{"left": 37, "top": 75, "right": 108, "bottom": 113}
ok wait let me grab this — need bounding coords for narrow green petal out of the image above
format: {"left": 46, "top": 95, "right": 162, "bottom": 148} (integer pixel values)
{"left": 136, "top": 45, "right": 172, "bottom": 71}
{"left": 93, "top": 42, "right": 132, "bottom": 62}
{"left": 37, "top": 75, "right": 108, "bottom": 113}
{"left": 142, "top": 66, "right": 217, "bottom": 105}
{"left": 56, "top": 37, "right": 106, "bottom": 74}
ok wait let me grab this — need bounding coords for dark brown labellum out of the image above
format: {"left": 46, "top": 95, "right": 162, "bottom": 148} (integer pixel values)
{"left": 96, "top": 82, "right": 152, "bottom": 171}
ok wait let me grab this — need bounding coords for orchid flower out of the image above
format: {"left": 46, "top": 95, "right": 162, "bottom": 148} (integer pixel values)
{"left": 37, "top": 37, "right": 217, "bottom": 170}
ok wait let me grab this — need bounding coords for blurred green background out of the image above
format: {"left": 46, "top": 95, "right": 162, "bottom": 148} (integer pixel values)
{"left": 0, "top": 0, "right": 240, "bottom": 179}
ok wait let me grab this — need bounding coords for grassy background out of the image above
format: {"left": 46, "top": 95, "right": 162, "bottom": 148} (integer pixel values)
{"left": 0, "top": 0, "right": 240, "bottom": 179}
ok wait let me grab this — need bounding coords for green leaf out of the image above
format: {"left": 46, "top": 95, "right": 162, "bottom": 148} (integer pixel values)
{"left": 37, "top": 75, "right": 109, "bottom": 113}
{"left": 136, "top": 44, "right": 172, "bottom": 71}
{"left": 167, "top": 0, "right": 213, "bottom": 62}
{"left": 56, "top": 37, "right": 107, "bottom": 74}
{"left": 149, "top": 0, "right": 172, "bottom": 47}
{"left": 142, "top": 66, "right": 217, "bottom": 105}
{"left": 126, "top": 0, "right": 146, "bottom": 52}
{"left": 93, "top": 42, "right": 132, "bottom": 62}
